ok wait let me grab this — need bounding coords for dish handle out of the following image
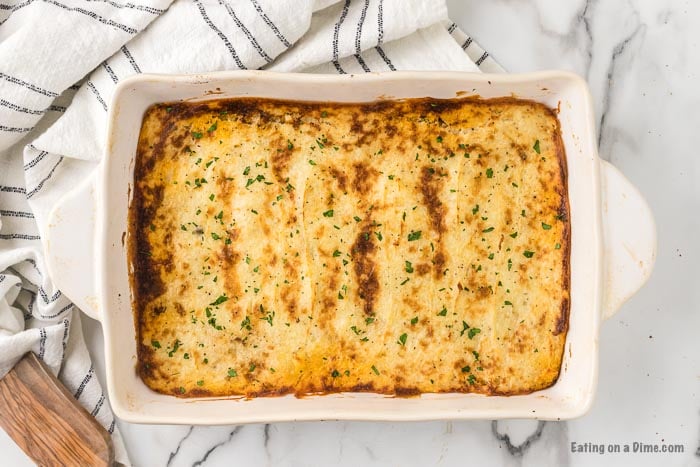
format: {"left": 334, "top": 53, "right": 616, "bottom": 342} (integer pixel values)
{"left": 600, "top": 160, "right": 656, "bottom": 319}
{"left": 45, "top": 173, "right": 100, "bottom": 321}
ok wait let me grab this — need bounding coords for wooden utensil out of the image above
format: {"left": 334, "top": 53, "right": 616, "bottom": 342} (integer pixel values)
{"left": 0, "top": 353, "right": 114, "bottom": 466}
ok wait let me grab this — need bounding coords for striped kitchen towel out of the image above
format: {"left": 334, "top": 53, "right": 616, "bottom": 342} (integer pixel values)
{"left": 0, "top": 0, "right": 501, "bottom": 463}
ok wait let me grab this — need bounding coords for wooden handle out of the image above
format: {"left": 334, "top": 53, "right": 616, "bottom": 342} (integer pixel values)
{"left": 0, "top": 353, "right": 114, "bottom": 466}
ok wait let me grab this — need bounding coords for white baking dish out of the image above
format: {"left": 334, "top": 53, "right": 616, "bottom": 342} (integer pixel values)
{"left": 45, "top": 71, "right": 656, "bottom": 424}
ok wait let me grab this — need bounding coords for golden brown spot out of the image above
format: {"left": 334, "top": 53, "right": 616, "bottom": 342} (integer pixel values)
{"left": 352, "top": 162, "right": 379, "bottom": 196}
{"left": 419, "top": 166, "right": 446, "bottom": 234}
{"left": 328, "top": 167, "right": 348, "bottom": 192}
{"left": 351, "top": 229, "right": 379, "bottom": 316}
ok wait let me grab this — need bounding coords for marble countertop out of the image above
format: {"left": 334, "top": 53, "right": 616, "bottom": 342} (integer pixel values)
{"left": 2, "top": 0, "right": 698, "bottom": 465}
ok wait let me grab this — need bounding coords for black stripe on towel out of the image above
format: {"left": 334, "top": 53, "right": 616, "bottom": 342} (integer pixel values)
{"left": 90, "top": 0, "right": 164, "bottom": 15}
{"left": 248, "top": 0, "right": 290, "bottom": 48}
{"left": 74, "top": 364, "right": 95, "bottom": 399}
{"left": 102, "top": 61, "right": 119, "bottom": 83}
{"left": 0, "top": 71, "right": 58, "bottom": 97}
{"left": 353, "top": 0, "right": 370, "bottom": 72}
{"left": 0, "top": 233, "right": 40, "bottom": 240}
{"left": 26, "top": 156, "right": 64, "bottom": 199}
{"left": 194, "top": 0, "right": 246, "bottom": 69}
{"left": 375, "top": 46, "right": 395, "bottom": 71}
{"left": 121, "top": 45, "right": 141, "bottom": 73}
{"left": 86, "top": 81, "right": 108, "bottom": 112}
{"left": 219, "top": 0, "right": 272, "bottom": 63}
{"left": 91, "top": 394, "right": 106, "bottom": 417}
{"left": 41, "top": 0, "right": 138, "bottom": 34}
{"left": 0, "top": 209, "right": 35, "bottom": 218}
{"left": 24, "top": 150, "right": 47, "bottom": 170}
{"left": 332, "top": 0, "right": 352, "bottom": 74}
{"left": 37, "top": 303, "right": 72, "bottom": 320}
{"left": 0, "top": 98, "right": 45, "bottom": 115}
{"left": 0, "top": 124, "right": 32, "bottom": 133}
{"left": 475, "top": 51, "right": 489, "bottom": 66}
{"left": 38, "top": 327, "right": 47, "bottom": 359}
{"left": 0, "top": 185, "right": 26, "bottom": 194}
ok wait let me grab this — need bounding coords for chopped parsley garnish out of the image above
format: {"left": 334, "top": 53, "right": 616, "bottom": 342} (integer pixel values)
{"left": 197, "top": 380, "right": 204, "bottom": 386}
{"left": 353, "top": 216, "right": 361, "bottom": 222}
{"left": 183, "top": 353, "right": 190, "bottom": 360}
{"left": 488, "top": 253, "right": 494, "bottom": 260}
{"left": 472, "top": 204, "right": 479, "bottom": 215}
{"left": 261, "top": 310, "right": 274, "bottom": 326}
{"left": 192, "top": 131, "right": 203, "bottom": 139}
{"left": 308, "top": 159, "right": 316, "bottom": 166}
{"left": 333, "top": 249, "right": 341, "bottom": 257}
{"left": 287, "top": 140, "right": 294, "bottom": 150}
{"left": 542, "top": 222, "right": 552, "bottom": 230}
{"left": 482, "top": 227, "right": 494, "bottom": 233}
{"left": 486, "top": 168, "right": 494, "bottom": 178}
{"left": 555, "top": 243, "right": 562, "bottom": 250}
{"left": 371, "top": 365, "right": 380, "bottom": 375}
{"left": 388, "top": 175, "right": 395, "bottom": 180}
{"left": 167, "top": 339, "right": 181, "bottom": 357}
{"left": 472, "top": 350, "right": 480, "bottom": 360}
{"left": 533, "top": 139, "right": 541, "bottom": 154}
{"left": 510, "top": 232, "right": 518, "bottom": 238}
{"left": 407, "top": 231, "right": 422, "bottom": 241}
{"left": 460, "top": 321, "right": 469, "bottom": 336}
{"left": 208, "top": 122, "right": 217, "bottom": 133}
{"left": 397, "top": 333, "right": 408, "bottom": 346}
{"left": 243, "top": 166, "right": 251, "bottom": 176}
{"left": 209, "top": 194, "right": 215, "bottom": 201}
{"left": 405, "top": 261, "right": 414, "bottom": 273}
{"left": 375, "top": 231, "right": 383, "bottom": 241}
{"left": 210, "top": 295, "right": 228, "bottom": 306}
{"left": 523, "top": 250, "right": 535, "bottom": 258}
{"left": 400, "top": 278, "right": 410, "bottom": 285}
{"left": 461, "top": 365, "right": 471, "bottom": 373}
{"left": 350, "top": 325, "right": 360, "bottom": 335}
{"left": 323, "top": 209, "right": 334, "bottom": 217}
{"left": 365, "top": 317, "right": 375, "bottom": 325}
{"left": 437, "top": 306, "right": 447, "bottom": 317}
{"left": 180, "top": 224, "right": 187, "bottom": 231}
{"left": 507, "top": 258, "right": 513, "bottom": 271}
{"left": 151, "top": 340, "right": 161, "bottom": 349}
{"left": 467, "top": 328, "right": 481, "bottom": 339}
{"left": 504, "top": 301, "right": 512, "bottom": 306}
{"left": 410, "top": 316, "right": 419, "bottom": 325}
{"left": 249, "top": 364, "right": 256, "bottom": 373}
{"left": 211, "top": 232, "right": 220, "bottom": 240}
{"left": 436, "top": 135, "right": 443, "bottom": 143}
{"left": 468, "top": 374, "right": 477, "bottom": 385}
{"left": 241, "top": 316, "right": 251, "bottom": 331}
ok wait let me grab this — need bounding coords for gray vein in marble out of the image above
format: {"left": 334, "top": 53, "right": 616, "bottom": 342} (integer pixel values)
{"left": 597, "top": 21, "right": 645, "bottom": 152}
{"left": 491, "top": 420, "right": 546, "bottom": 457}
{"left": 191, "top": 426, "right": 243, "bottom": 467}
{"left": 498, "top": 0, "right": 595, "bottom": 74}
{"left": 167, "top": 426, "right": 194, "bottom": 467}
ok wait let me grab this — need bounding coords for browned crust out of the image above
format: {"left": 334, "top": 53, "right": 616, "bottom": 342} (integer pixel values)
{"left": 129, "top": 96, "right": 571, "bottom": 399}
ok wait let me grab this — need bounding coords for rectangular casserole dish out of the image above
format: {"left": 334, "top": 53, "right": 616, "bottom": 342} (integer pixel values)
{"left": 45, "top": 70, "right": 656, "bottom": 423}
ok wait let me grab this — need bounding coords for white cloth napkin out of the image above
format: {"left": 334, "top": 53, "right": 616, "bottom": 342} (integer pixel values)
{"left": 0, "top": 0, "right": 501, "bottom": 463}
